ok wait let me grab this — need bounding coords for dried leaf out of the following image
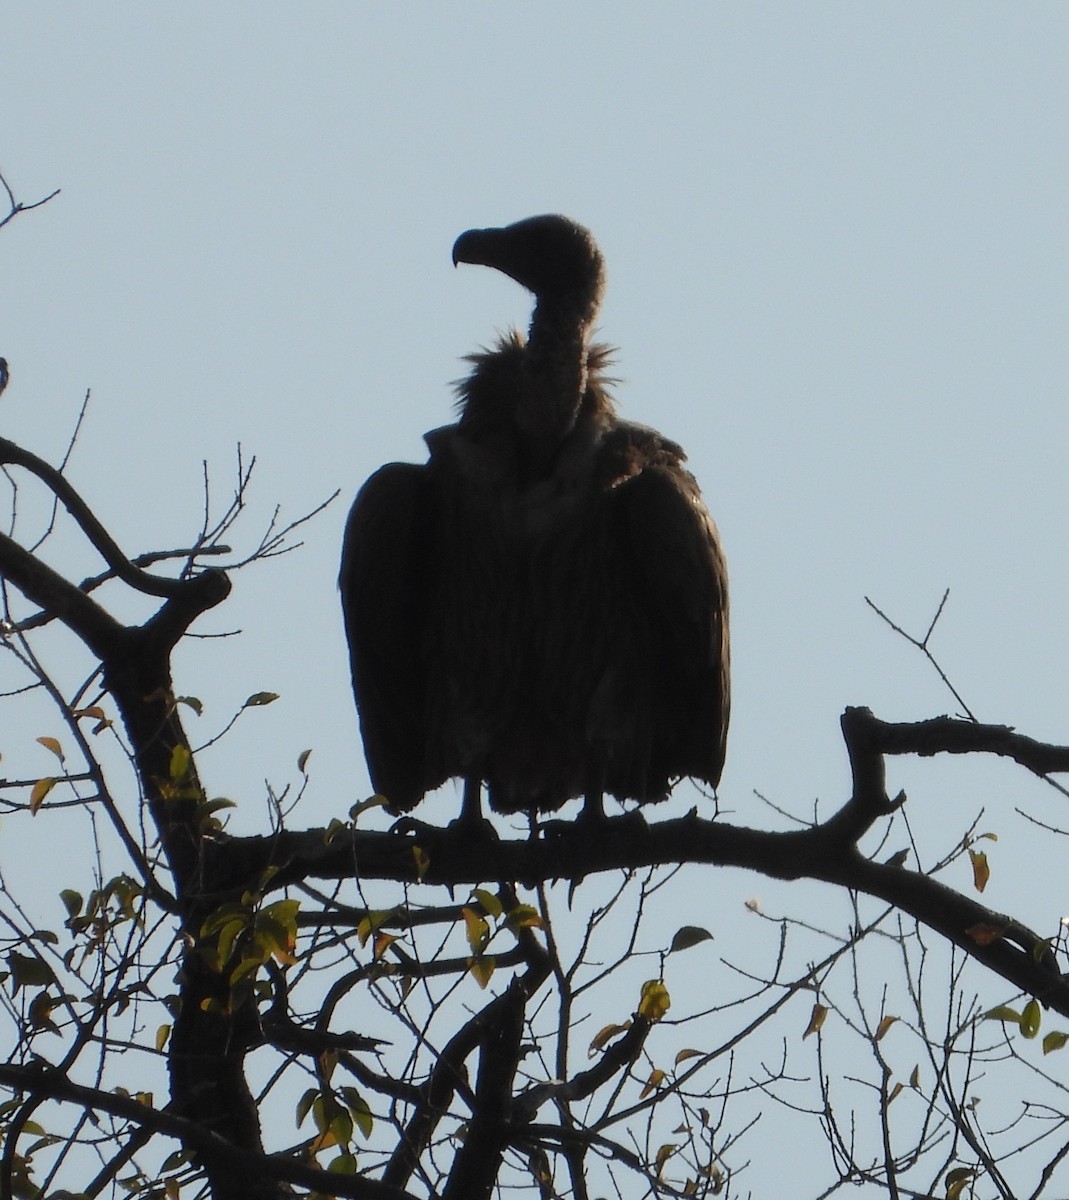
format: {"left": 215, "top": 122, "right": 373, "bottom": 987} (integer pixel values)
{"left": 803, "top": 1003, "right": 829, "bottom": 1039}
{"left": 655, "top": 1143, "right": 678, "bottom": 1177}
{"left": 36, "top": 736, "right": 64, "bottom": 761}
{"left": 969, "top": 848, "right": 990, "bottom": 893}
{"left": 674, "top": 1048, "right": 703, "bottom": 1067}
{"left": 589, "top": 1022, "right": 631, "bottom": 1056}
{"left": 966, "top": 922, "right": 1003, "bottom": 946}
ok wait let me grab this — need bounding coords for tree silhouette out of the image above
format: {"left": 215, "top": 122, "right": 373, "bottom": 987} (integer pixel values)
{"left": 2, "top": 173, "right": 1069, "bottom": 1200}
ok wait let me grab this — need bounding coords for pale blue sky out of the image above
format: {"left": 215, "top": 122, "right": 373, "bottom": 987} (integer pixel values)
{"left": 3, "top": 7, "right": 1069, "bottom": 1192}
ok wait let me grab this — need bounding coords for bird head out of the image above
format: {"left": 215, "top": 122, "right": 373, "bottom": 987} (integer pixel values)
{"left": 452, "top": 215, "right": 604, "bottom": 312}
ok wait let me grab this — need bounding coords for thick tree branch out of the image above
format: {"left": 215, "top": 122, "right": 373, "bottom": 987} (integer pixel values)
{"left": 0, "top": 1062, "right": 417, "bottom": 1200}
{"left": 0, "top": 437, "right": 201, "bottom": 599}
{"left": 228, "top": 707, "right": 1069, "bottom": 1015}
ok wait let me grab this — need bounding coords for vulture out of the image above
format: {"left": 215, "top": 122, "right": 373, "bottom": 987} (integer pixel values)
{"left": 341, "top": 215, "right": 729, "bottom": 825}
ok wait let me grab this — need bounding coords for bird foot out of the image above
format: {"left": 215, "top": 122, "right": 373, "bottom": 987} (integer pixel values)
{"left": 388, "top": 814, "right": 442, "bottom": 839}
{"left": 447, "top": 811, "right": 500, "bottom": 842}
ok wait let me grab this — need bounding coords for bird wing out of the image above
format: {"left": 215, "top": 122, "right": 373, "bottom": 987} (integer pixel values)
{"left": 616, "top": 459, "right": 730, "bottom": 789}
{"left": 339, "top": 462, "right": 440, "bottom": 812}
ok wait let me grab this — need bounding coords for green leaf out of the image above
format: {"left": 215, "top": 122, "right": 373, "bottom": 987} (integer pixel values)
{"left": 504, "top": 903, "right": 543, "bottom": 930}
{"left": 243, "top": 692, "right": 279, "bottom": 708}
{"left": 984, "top": 1004, "right": 1022, "bottom": 1026}
{"left": 176, "top": 695, "right": 204, "bottom": 716}
{"left": 945, "top": 1166, "right": 975, "bottom": 1200}
{"left": 200, "top": 902, "right": 248, "bottom": 938}
{"left": 7, "top": 952, "right": 56, "bottom": 991}
{"left": 1021, "top": 998, "right": 1042, "bottom": 1039}
{"left": 472, "top": 888, "right": 502, "bottom": 919}
{"left": 1043, "top": 1030, "right": 1069, "bottom": 1054}
{"left": 340, "top": 1089, "right": 374, "bottom": 1139}
{"left": 356, "top": 909, "right": 396, "bottom": 946}
{"left": 296, "top": 1087, "right": 318, "bottom": 1128}
{"left": 297, "top": 749, "right": 313, "bottom": 773}
{"left": 59, "top": 890, "right": 83, "bottom": 919}
{"left": 261, "top": 898, "right": 300, "bottom": 930}
{"left": 328, "top": 1153, "right": 359, "bottom": 1174}
{"left": 468, "top": 955, "right": 495, "bottom": 989}
{"left": 669, "top": 925, "right": 714, "bottom": 954}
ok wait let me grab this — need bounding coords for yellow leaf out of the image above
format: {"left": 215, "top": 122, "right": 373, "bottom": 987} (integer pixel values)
{"left": 505, "top": 903, "right": 544, "bottom": 930}
{"left": 30, "top": 777, "right": 56, "bottom": 813}
{"left": 461, "top": 907, "right": 490, "bottom": 954}
{"left": 155, "top": 1024, "right": 171, "bottom": 1052}
{"left": 1043, "top": 1031, "right": 1069, "bottom": 1055}
{"left": 169, "top": 744, "right": 192, "bottom": 783}
{"left": 638, "top": 979, "right": 671, "bottom": 1022}
{"left": 640, "top": 1068, "right": 666, "bottom": 1099}
{"left": 969, "top": 849, "right": 990, "bottom": 893}
{"left": 803, "top": 1003, "right": 829, "bottom": 1039}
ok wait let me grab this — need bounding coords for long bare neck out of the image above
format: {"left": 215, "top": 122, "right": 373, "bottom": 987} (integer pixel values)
{"left": 519, "top": 286, "right": 602, "bottom": 449}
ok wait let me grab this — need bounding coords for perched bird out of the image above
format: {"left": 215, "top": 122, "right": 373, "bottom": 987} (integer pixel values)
{"left": 341, "top": 215, "right": 729, "bottom": 825}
